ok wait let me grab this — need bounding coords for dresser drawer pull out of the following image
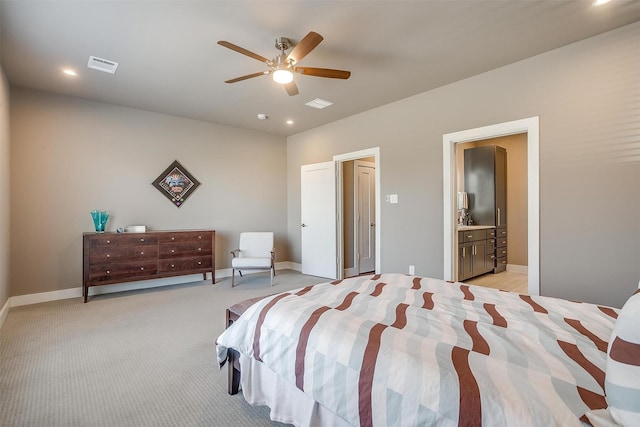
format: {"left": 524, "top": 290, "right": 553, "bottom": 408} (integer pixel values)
{"left": 106, "top": 240, "right": 111, "bottom": 244}
{"left": 171, "top": 249, "right": 175, "bottom": 253}
{"left": 198, "top": 248, "right": 202, "bottom": 251}
{"left": 106, "top": 254, "right": 110, "bottom": 258}
{"left": 140, "top": 267, "right": 144, "bottom": 271}
{"left": 140, "top": 251, "right": 144, "bottom": 255}
{"left": 171, "top": 237, "right": 175, "bottom": 241}
{"left": 171, "top": 264, "right": 175, "bottom": 268}
{"left": 140, "top": 238, "right": 145, "bottom": 242}
{"left": 198, "top": 261, "right": 202, "bottom": 265}
{"left": 466, "top": 234, "right": 473, "bottom": 239}
{"left": 198, "top": 236, "right": 202, "bottom": 239}
{"left": 106, "top": 270, "right": 110, "bottom": 274}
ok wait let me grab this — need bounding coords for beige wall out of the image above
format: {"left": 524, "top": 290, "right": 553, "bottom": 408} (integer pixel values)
{"left": 10, "top": 88, "right": 287, "bottom": 296}
{"left": 0, "top": 67, "right": 10, "bottom": 309}
{"left": 287, "top": 22, "right": 640, "bottom": 308}
{"left": 456, "top": 134, "right": 528, "bottom": 266}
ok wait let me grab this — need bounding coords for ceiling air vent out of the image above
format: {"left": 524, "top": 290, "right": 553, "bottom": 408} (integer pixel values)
{"left": 87, "top": 56, "right": 119, "bottom": 74}
{"left": 305, "top": 98, "right": 334, "bottom": 110}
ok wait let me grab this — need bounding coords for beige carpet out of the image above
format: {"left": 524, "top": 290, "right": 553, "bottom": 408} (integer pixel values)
{"left": 0, "top": 270, "right": 328, "bottom": 426}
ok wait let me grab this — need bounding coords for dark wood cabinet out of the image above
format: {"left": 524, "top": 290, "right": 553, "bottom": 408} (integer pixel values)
{"left": 83, "top": 230, "right": 215, "bottom": 302}
{"left": 458, "top": 229, "right": 494, "bottom": 281}
{"left": 464, "top": 145, "right": 507, "bottom": 274}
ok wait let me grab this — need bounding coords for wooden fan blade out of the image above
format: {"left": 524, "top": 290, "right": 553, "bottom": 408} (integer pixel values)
{"left": 294, "top": 67, "right": 351, "bottom": 79}
{"left": 217, "top": 41, "right": 269, "bottom": 63}
{"left": 225, "top": 71, "right": 268, "bottom": 83}
{"left": 288, "top": 31, "right": 323, "bottom": 64}
{"left": 284, "top": 81, "right": 299, "bottom": 96}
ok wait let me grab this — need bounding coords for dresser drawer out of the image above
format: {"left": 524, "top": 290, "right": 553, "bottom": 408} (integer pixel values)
{"left": 159, "top": 242, "right": 212, "bottom": 258}
{"left": 90, "top": 245, "right": 158, "bottom": 263}
{"left": 158, "top": 256, "right": 212, "bottom": 272}
{"left": 89, "top": 234, "right": 158, "bottom": 247}
{"left": 496, "top": 237, "right": 507, "bottom": 248}
{"left": 497, "top": 247, "right": 508, "bottom": 258}
{"left": 89, "top": 261, "right": 158, "bottom": 282}
{"left": 159, "top": 231, "right": 212, "bottom": 244}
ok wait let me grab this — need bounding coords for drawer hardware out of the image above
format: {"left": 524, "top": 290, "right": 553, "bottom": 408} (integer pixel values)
{"left": 198, "top": 261, "right": 202, "bottom": 265}
{"left": 140, "top": 251, "right": 144, "bottom": 255}
{"left": 106, "top": 254, "right": 110, "bottom": 258}
{"left": 106, "top": 270, "right": 110, "bottom": 274}
{"left": 140, "top": 238, "right": 145, "bottom": 242}
{"left": 171, "top": 237, "right": 175, "bottom": 241}
{"left": 171, "top": 264, "right": 175, "bottom": 268}
{"left": 171, "top": 249, "right": 175, "bottom": 253}
{"left": 106, "top": 240, "right": 111, "bottom": 244}
{"left": 198, "top": 236, "right": 202, "bottom": 239}
{"left": 140, "top": 267, "right": 144, "bottom": 271}
{"left": 198, "top": 248, "right": 202, "bottom": 251}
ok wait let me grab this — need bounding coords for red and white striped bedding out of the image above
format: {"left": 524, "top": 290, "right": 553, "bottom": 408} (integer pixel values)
{"left": 216, "top": 273, "right": 619, "bottom": 427}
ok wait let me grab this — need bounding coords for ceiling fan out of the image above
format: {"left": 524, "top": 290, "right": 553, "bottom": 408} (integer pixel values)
{"left": 217, "top": 31, "right": 351, "bottom": 96}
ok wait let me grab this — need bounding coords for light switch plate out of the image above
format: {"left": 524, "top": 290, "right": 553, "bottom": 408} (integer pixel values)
{"left": 390, "top": 194, "right": 398, "bottom": 204}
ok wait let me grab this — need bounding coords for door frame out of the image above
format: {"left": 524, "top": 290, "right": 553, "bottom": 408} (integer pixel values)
{"left": 442, "top": 117, "right": 540, "bottom": 295}
{"left": 335, "top": 147, "right": 381, "bottom": 280}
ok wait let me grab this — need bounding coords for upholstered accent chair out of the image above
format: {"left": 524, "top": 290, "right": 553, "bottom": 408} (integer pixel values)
{"left": 230, "top": 232, "right": 275, "bottom": 287}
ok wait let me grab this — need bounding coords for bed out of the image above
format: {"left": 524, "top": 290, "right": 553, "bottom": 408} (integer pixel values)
{"left": 216, "top": 273, "right": 639, "bottom": 427}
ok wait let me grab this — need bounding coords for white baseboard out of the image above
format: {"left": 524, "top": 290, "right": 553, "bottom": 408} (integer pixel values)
{"left": 0, "top": 298, "right": 10, "bottom": 330}
{"left": 507, "top": 264, "right": 528, "bottom": 274}
{"left": 0, "top": 262, "right": 304, "bottom": 330}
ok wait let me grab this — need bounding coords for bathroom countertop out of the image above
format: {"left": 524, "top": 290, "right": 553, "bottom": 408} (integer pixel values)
{"left": 457, "top": 225, "right": 496, "bottom": 231}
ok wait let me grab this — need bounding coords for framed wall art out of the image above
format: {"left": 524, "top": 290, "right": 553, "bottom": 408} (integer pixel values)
{"left": 152, "top": 160, "right": 201, "bottom": 208}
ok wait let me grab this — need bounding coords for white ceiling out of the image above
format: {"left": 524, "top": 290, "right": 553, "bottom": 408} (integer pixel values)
{"left": 2, "top": 1, "right": 640, "bottom": 136}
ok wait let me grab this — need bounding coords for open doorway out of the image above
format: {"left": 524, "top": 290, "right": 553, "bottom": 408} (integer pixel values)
{"left": 335, "top": 148, "right": 381, "bottom": 279}
{"left": 456, "top": 135, "right": 528, "bottom": 292}
{"left": 443, "top": 117, "right": 540, "bottom": 296}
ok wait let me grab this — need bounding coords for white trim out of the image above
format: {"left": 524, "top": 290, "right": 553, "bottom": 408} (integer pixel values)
{"left": 0, "top": 298, "right": 10, "bottom": 330}
{"left": 0, "top": 262, "right": 301, "bottom": 319}
{"left": 507, "top": 264, "right": 528, "bottom": 274}
{"left": 443, "top": 117, "right": 540, "bottom": 295}
{"left": 334, "top": 148, "right": 381, "bottom": 278}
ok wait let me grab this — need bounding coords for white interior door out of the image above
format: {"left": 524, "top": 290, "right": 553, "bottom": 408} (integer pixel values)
{"left": 301, "top": 162, "right": 337, "bottom": 279}
{"left": 356, "top": 161, "right": 376, "bottom": 274}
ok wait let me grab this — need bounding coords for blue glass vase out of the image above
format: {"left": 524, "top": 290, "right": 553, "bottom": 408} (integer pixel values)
{"left": 90, "top": 210, "right": 109, "bottom": 233}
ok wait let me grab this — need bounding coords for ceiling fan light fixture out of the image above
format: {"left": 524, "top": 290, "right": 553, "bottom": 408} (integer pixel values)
{"left": 273, "top": 69, "right": 293, "bottom": 84}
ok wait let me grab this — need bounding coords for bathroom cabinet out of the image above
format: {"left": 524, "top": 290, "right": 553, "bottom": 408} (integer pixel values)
{"left": 464, "top": 145, "right": 507, "bottom": 274}
{"left": 458, "top": 229, "right": 495, "bottom": 281}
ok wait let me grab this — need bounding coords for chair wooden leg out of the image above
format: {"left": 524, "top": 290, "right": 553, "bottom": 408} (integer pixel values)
{"left": 231, "top": 269, "right": 235, "bottom": 287}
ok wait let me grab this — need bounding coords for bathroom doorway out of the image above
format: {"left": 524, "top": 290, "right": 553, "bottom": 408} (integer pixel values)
{"left": 443, "top": 117, "right": 540, "bottom": 296}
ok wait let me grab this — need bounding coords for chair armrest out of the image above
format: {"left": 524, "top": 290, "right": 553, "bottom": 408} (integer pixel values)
{"left": 230, "top": 249, "right": 240, "bottom": 258}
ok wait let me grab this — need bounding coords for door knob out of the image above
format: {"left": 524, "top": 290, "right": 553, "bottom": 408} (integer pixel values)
{"left": 301, "top": 223, "right": 307, "bottom": 227}
{"left": 370, "top": 223, "right": 375, "bottom": 227}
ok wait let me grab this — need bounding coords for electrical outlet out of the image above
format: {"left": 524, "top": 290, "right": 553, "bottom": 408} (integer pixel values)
{"left": 409, "top": 265, "right": 415, "bottom": 275}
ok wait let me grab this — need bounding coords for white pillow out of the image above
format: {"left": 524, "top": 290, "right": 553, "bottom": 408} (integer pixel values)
{"left": 605, "top": 289, "right": 640, "bottom": 426}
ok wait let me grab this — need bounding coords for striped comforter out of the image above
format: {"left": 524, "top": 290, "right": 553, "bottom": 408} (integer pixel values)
{"left": 216, "top": 274, "right": 618, "bottom": 427}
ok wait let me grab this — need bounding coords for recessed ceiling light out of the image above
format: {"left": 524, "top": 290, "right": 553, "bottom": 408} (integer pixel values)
{"left": 257, "top": 113, "right": 268, "bottom": 120}
{"left": 286, "top": 120, "right": 294, "bottom": 125}
{"left": 305, "top": 98, "right": 334, "bottom": 110}
{"left": 593, "top": 0, "right": 611, "bottom": 6}
{"left": 63, "top": 69, "right": 77, "bottom": 77}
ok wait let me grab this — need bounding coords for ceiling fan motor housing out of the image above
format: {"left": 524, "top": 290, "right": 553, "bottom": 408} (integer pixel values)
{"left": 275, "top": 37, "right": 291, "bottom": 51}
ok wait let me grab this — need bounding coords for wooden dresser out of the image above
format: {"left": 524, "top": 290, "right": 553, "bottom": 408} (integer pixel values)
{"left": 83, "top": 229, "right": 215, "bottom": 302}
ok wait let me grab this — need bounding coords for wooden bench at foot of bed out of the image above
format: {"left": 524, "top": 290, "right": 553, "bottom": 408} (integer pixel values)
{"left": 226, "top": 295, "right": 271, "bottom": 395}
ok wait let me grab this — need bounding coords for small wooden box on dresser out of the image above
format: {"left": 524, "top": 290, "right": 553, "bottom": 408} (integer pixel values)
{"left": 83, "top": 230, "right": 215, "bottom": 303}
